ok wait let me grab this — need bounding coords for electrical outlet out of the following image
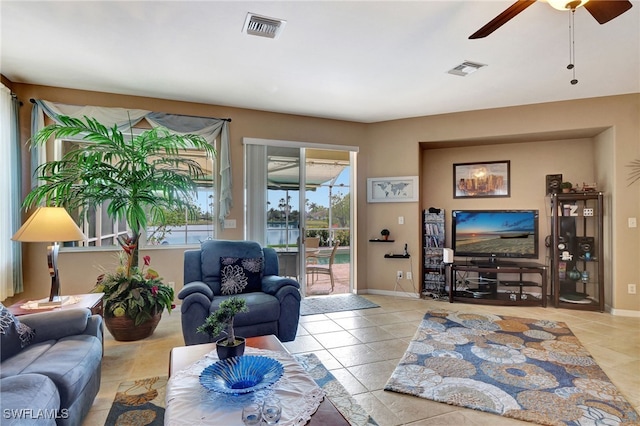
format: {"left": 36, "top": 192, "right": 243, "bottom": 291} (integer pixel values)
{"left": 397, "top": 270, "right": 403, "bottom": 280}
{"left": 406, "top": 271, "right": 412, "bottom": 280}
{"left": 629, "top": 284, "right": 637, "bottom": 294}
{"left": 167, "top": 281, "right": 175, "bottom": 291}
{"left": 398, "top": 216, "right": 404, "bottom": 225}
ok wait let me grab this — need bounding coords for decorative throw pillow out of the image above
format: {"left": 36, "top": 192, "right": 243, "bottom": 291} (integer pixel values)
{"left": 0, "top": 302, "right": 36, "bottom": 362}
{"left": 220, "top": 257, "right": 263, "bottom": 295}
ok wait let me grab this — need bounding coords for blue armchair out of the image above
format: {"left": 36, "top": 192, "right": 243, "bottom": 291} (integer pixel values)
{"left": 178, "top": 240, "right": 301, "bottom": 345}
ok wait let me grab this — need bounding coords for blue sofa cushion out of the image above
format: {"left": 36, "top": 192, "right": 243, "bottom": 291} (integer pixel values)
{"left": 0, "top": 374, "right": 60, "bottom": 426}
{"left": 21, "top": 335, "right": 102, "bottom": 408}
{"left": 211, "top": 293, "right": 280, "bottom": 326}
{"left": 200, "top": 240, "right": 264, "bottom": 295}
{"left": 220, "top": 257, "right": 263, "bottom": 295}
{"left": 0, "top": 303, "right": 35, "bottom": 362}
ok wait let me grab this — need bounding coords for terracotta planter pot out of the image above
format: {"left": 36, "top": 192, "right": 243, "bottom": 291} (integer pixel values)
{"left": 104, "top": 311, "right": 162, "bottom": 341}
{"left": 216, "top": 337, "right": 246, "bottom": 360}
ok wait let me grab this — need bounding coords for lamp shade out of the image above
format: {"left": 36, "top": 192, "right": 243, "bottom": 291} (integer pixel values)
{"left": 12, "top": 207, "right": 85, "bottom": 243}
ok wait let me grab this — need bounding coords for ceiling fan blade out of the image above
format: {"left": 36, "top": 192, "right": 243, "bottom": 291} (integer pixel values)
{"left": 584, "top": 0, "right": 633, "bottom": 24}
{"left": 469, "top": 0, "right": 537, "bottom": 39}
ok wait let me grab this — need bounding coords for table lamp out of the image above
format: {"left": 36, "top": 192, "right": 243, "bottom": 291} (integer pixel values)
{"left": 12, "top": 207, "right": 85, "bottom": 305}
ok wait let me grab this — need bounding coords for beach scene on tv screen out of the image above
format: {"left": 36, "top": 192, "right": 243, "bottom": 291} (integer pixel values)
{"left": 455, "top": 211, "right": 536, "bottom": 255}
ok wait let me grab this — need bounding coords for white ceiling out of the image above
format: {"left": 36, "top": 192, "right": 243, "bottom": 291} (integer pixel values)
{"left": 2, "top": 0, "right": 639, "bottom": 123}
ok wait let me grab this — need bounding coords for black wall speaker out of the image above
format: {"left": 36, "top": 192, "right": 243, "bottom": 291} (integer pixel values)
{"left": 546, "top": 174, "right": 563, "bottom": 195}
{"left": 577, "top": 236, "right": 595, "bottom": 259}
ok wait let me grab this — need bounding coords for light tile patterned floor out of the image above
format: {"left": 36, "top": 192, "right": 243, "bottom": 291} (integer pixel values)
{"left": 84, "top": 294, "right": 640, "bottom": 425}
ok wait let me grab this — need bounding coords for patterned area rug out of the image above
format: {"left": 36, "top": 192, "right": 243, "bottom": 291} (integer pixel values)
{"left": 106, "top": 354, "right": 376, "bottom": 426}
{"left": 301, "top": 294, "right": 379, "bottom": 316}
{"left": 295, "top": 353, "right": 378, "bottom": 426}
{"left": 384, "top": 310, "right": 639, "bottom": 426}
{"left": 105, "top": 376, "right": 167, "bottom": 425}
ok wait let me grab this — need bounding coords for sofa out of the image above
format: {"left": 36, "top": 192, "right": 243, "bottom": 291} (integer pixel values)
{"left": 179, "top": 240, "right": 301, "bottom": 345}
{"left": 0, "top": 305, "right": 103, "bottom": 426}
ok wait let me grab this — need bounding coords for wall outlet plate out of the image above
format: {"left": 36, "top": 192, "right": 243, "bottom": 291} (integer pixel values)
{"left": 583, "top": 208, "right": 594, "bottom": 217}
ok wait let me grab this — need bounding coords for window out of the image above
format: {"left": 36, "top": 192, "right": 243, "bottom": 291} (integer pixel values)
{"left": 57, "top": 139, "right": 217, "bottom": 249}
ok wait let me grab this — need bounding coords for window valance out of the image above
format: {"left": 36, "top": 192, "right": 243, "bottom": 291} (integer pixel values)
{"left": 29, "top": 100, "right": 232, "bottom": 226}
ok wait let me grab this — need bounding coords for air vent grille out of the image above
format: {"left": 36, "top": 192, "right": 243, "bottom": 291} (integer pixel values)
{"left": 447, "top": 61, "right": 487, "bottom": 77}
{"left": 243, "top": 13, "right": 286, "bottom": 39}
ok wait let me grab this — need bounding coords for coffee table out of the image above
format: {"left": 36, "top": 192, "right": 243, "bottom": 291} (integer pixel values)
{"left": 169, "top": 335, "right": 349, "bottom": 425}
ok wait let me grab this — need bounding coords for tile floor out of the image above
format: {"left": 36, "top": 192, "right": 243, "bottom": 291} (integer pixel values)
{"left": 84, "top": 294, "right": 640, "bottom": 425}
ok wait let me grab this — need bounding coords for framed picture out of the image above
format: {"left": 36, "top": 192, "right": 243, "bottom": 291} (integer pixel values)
{"left": 367, "top": 176, "right": 419, "bottom": 203}
{"left": 453, "top": 160, "right": 510, "bottom": 198}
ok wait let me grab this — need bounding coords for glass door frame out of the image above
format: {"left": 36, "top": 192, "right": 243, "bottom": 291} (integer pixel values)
{"left": 243, "top": 138, "right": 358, "bottom": 297}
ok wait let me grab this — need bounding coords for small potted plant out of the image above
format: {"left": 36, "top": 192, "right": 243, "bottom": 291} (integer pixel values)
{"left": 561, "top": 182, "right": 573, "bottom": 193}
{"left": 381, "top": 229, "right": 390, "bottom": 240}
{"left": 197, "top": 297, "right": 249, "bottom": 359}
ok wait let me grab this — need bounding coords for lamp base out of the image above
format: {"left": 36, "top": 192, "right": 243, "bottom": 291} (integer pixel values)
{"left": 34, "top": 296, "right": 71, "bottom": 308}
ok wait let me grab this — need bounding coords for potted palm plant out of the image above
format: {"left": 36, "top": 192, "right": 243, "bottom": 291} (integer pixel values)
{"left": 22, "top": 115, "right": 216, "bottom": 340}
{"left": 197, "top": 297, "right": 249, "bottom": 359}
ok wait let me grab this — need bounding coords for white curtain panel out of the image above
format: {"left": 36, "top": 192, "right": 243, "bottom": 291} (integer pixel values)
{"left": 1, "top": 84, "right": 21, "bottom": 300}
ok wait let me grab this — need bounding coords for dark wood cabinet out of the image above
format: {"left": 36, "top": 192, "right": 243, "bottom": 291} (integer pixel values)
{"left": 550, "top": 192, "right": 604, "bottom": 311}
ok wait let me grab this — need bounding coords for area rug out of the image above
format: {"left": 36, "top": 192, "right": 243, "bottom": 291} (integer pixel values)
{"left": 295, "top": 353, "right": 379, "bottom": 426}
{"left": 106, "top": 354, "right": 376, "bottom": 426}
{"left": 105, "top": 376, "right": 167, "bottom": 425}
{"left": 384, "top": 310, "right": 639, "bottom": 426}
{"left": 301, "top": 294, "right": 379, "bottom": 316}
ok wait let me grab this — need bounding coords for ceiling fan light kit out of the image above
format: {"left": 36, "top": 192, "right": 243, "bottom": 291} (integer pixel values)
{"left": 469, "top": 0, "right": 632, "bottom": 39}
{"left": 469, "top": 0, "right": 632, "bottom": 84}
{"left": 547, "top": 0, "right": 589, "bottom": 11}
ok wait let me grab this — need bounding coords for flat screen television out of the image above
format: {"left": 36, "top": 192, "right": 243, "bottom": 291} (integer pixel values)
{"left": 452, "top": 210, "right": 539, "bottom": 263}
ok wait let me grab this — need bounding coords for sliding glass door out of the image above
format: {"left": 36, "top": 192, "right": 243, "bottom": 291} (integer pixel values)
{"left": 244, "top": 139, "right": 356, "bottom": 297}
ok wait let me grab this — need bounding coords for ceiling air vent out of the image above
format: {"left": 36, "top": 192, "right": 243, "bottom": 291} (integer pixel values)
{"left": 447, "top": 61, "right": 487, "bottom": 77}
{"left": 242, "top": 13, "right": 286, "bottom": 39}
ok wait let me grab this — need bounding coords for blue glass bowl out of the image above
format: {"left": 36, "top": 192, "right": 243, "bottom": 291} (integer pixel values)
{"left": 199, "top": 355, "right": 284, "bottom": 395}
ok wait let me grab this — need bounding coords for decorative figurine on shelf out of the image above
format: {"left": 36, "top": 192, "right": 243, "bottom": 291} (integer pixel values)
{"left": 582, "top": 270, "right": 590, "bottom": 283}
{"left": 568, "top": 266, "right": 582, "bottom": 281}
{"left": 381, "top": 229, "right": 390, "bottom": 240}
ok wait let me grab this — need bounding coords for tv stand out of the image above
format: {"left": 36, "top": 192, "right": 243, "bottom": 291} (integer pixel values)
{"left": 450, "top": 261, "right": 547, "bottom": 307}
{"left": 470, "top": 259, "right": 517, "bottom": 267}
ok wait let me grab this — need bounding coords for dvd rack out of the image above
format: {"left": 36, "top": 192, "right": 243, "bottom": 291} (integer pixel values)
{"left": 422, "top": 209, "right": 446, "bottom": 299}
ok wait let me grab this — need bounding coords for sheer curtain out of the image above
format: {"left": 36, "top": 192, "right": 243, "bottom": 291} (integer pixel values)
{"left": 1, "top": 84, "right": 23, "bottom": 300}
{"left": 30, "top": 100, "right": 232, "bottom": 226}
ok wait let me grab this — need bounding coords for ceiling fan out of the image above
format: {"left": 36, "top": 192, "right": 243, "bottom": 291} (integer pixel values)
{"left": 469, "top": 0, "right": 633, "bottom": 39}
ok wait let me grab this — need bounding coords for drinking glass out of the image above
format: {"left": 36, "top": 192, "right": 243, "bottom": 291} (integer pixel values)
{"left": 262, "top": 397, "right": 282, "bottom": 425}
{"left": 242, "top": 402, "right": 262, "bottom": 425}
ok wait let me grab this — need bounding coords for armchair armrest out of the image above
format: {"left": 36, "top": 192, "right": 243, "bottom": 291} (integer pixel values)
{"left": 178, "top": 281, "right": 214, "bottom": 301}
{"left": 261, "top": 275, "right": 300, "bottom": 296}
{"left": 19, "top": 308, "right": 94, "bottom": 344}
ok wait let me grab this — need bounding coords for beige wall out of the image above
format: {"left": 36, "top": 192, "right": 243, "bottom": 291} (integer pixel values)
{"left": 365, "top": 95, "right": 639, "bottom": 313}
{"left": 9, "top": 83, "right": 366, "bottom": 302}
{"left": 6, "top": 80, "right": 639, "bottom": 314}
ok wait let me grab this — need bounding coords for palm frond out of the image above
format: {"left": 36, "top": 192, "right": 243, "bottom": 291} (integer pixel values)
{"left": 628, "top": 159, "right": 640, "bottom": 186}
